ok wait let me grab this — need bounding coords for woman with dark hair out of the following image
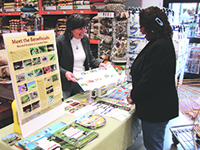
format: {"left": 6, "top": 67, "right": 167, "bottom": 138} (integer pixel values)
{"left": 127, "top": 6, "right": 179, "bottom": 150}
{"left": 56, "top": 13, "right": 106, "bottom": 99}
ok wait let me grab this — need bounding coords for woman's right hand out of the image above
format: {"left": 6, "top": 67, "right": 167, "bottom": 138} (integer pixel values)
{"left": 127, "top": 92, "right": 134, "bottom": 104}
{"left": 65, "top": 71, "right": 77, "bottom": 82}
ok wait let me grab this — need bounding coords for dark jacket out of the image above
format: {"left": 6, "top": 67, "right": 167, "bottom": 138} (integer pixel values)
{"left": 56, "top": 34, "right": 100, "bottom": 91}
{"left": 130, "top": 37, "right": 179, "bottom": 122}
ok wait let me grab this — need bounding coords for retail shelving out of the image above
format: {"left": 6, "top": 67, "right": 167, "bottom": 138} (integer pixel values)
{"left": 40, "top": 10, "right": 98, "bottom": 15}
{"left": 90, "top": 40, "right": 100, "bottom": 44}
{"left": 0, "top": 12, "right": 21, "bottom": 16}
{"left": 0, "top": 0, "right": 101, "bottom": 45}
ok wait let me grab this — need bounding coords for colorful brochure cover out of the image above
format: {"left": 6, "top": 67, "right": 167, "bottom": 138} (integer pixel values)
{"left": 17, "top": 122, "right": 72, "bottom": 150}
{"left": 1, "top": 133, "right": 21, "bottom": 146}
{"left": 52, "top": 122, "right": 99, "bottom": 149}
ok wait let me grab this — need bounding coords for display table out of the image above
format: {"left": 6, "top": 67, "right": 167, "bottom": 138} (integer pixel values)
{"left": 0, "top": 92, "right": 140, "bottom": 150}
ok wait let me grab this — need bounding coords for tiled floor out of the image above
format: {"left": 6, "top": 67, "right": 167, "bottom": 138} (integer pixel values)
{"left": 126, "top": 111, "right": 191, "bottom": 150}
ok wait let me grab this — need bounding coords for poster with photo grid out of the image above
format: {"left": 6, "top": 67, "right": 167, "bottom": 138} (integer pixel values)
{"left": 3, "top": 30, "right": 65, "bottom": 138}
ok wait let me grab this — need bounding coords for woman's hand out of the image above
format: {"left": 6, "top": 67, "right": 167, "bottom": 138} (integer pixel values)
{"left": 99, "top": 63, "right": 107, "bottom": 69}
{"left": 127, "top": 92, "right": 134, "bottom": 104}
{"left": 65, "top": 71, "right": 77, "bottom": 82}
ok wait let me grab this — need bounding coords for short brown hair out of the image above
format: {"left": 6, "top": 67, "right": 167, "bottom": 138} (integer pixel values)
{"left": 64, "top": 13, "right": 88, "bottom": 39}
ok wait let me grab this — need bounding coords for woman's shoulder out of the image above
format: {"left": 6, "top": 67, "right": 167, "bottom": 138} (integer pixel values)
{"left": 155, "top": 37, "right": 170, "bottom": 42}
{"left": 156, "top": 37, "right": 172, "bottom": 44}
{"left": 81, "top": 34, "right": 90, "bottom": 43}
{"left": 82, "top": 34, "right": 89, "bottom": 40}
{"left": 152, "top": 37, "right": 173, "bottom": 48}
{"left": 56, "top": 34, "right": 69, "bottom": 42}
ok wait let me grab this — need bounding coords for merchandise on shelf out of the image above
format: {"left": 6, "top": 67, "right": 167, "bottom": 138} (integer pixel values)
{"left": 110, "top": 11, "right": 129, "bottom": 75}
{"left": 56, "top": 18, "right": 67, "bottom": 37}
{"left": 4, "top": 3, "right": 15, "bottom": 10}
{"left": 126, "top": 9, "right": 147, "bottom": 81}
{"left": 111, "top": 37, "right": 128, "bottom": 62}
{"left": 57, "top": 0, "right": 73, "bottom": 10}
{"left": 2, "top": 0, "right": 38, "bottom": 12}
{"left": 96, "top": 12, "right": 114, "bottom": 61}
{"left": 42, "top": 0, "right": 104, "bottom": 11}
{"left": 74, "top": 1, "right": 90, "bottom": 10}
{"left": 20, "top": 12, "right": 40, "bottom": 31}
{"left": 92, "top": 0, "right": 129, "bottom": 64}
{"left": 9, "top": 19, "right": 20, "bottom": 32}
{"left": 21, "top": 0, "right": 38, "bottom": 8}
{"left": 91, "top": 3, "right": 106, "bottom": 11}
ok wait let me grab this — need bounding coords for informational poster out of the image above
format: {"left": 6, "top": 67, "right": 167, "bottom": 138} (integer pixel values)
{"left": 3, "top": 30, "right": 65, "bottom": 138}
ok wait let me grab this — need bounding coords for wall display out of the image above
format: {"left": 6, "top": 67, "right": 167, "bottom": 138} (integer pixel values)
{"left": 126, "top": 10, "right": 147, "bottom": 81}
{"left": 111, "top": 11, "right": 129, "bottom": 63}
{"left": 52, "top": 122, "right": 99, "bottom": 149}
{"left": 97, "top": 11, "right": 130, "bottom": 64}
{"left": 171, "top": 25, "right": 190, "bottom": 83}
{"left": 3, "top": 30, "right": 65, "bottom": 138}
{"left": 97, "top": 12, "right": 114, "bottom": 61}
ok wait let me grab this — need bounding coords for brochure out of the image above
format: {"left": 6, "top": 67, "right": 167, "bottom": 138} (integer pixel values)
{"left": 1, "top": 133, "right": 21, "bottom": 146}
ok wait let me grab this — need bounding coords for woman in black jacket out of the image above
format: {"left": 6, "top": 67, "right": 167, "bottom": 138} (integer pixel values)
{"left": 127, "top": 6, "right": 179, "bottom": 150}
{"left": 56, "top": 13, "right": 106, "bottom": 100}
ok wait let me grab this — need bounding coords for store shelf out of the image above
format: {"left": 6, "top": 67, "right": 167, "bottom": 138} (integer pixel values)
{"left": 0, "top": 0, "right": 99, "bottom": 46}
{"left": 2, "top": 12, "right": 21, "bottom": 16}
{"left": 0, "top": 12, "right": 20, "bottom": 16}
{"left": 41, "top": 10, "right": 98, "bottom": 15}
{"left": 90, "top": 40, "right": 100, "bottom": 44}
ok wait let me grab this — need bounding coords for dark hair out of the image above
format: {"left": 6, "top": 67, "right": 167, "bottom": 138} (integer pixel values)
{"left": 139, "top": 6, "right": 173, "bottom": 40}
{"left": 64, "top": 13, "right": 88, "bottom": 39}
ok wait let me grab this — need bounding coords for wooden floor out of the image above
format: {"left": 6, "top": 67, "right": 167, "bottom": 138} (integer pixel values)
{"left": 126, "top": 111, "right": 192, "bottom": 150}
